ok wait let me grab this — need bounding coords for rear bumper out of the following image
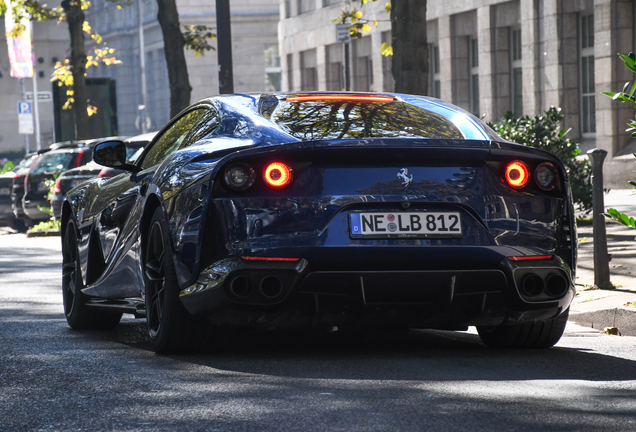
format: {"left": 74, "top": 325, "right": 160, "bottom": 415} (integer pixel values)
{"left": 179, "top": 249, "right": 574, "bottom": 329}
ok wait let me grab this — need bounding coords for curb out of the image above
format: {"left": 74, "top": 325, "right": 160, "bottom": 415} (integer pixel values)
{"left": 26, "top": 230, "right": 61, "bottom": 238}
{"left": 569, "top": 307, "right": 636, "bottom": 336}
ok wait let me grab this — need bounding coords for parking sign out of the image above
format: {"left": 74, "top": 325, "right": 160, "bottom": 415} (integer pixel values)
{"left": 18, "top": 100, "right": 34, "bottom": 134}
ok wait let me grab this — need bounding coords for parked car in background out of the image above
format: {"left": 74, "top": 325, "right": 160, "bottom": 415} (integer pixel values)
{"left": 61, "top": 92, "right": 576, "bottom": 354}
{"left": 11, "top": 150, "right": 49, "bottom": 228}
{"left": 0, "top": 154, "right": 38, "bottom": 231}
{"left": 22, "top": 137, "right": 127, "bottom": 226}
{"left": 51, "top": 132, "right": 155, "bottom": 220}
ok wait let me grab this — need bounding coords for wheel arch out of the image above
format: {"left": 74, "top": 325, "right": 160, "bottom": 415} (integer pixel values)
{"left": 140, "top": 193, "right": 163, "bottom": 267}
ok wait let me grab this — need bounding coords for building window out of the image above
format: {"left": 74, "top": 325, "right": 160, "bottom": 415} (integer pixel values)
{"left": 511, "top": 28, "right": 522, "bottom": 116}
{"left": 298, "top": 0, "right": 315, "bottom": 14}
{"left": 352, "top": 37, "right": 372, "bottom": 91}
{"left": 300, "top": 49, "right": 318, "bottom": 91}
{"left": 381, "top": 31, "right": 394, "bottom": 92}
{"left": 429, "top": 43, "right": 440, "bottom": 98}
{"left": 264, "top": 44, "right": 281, "bottom": 92}
{"left": 323, "top": 0, "right": 342, "bottom": 6}
{"left": 580, "top": 14, "right": 596, "bottom": 134}
{"left": 469, "top": 37, "right": 479, "bottom": 116}
{"left": 286, "top": 53, "right": 294, "bottom": 91}
{"left": 326, "top": 44, "right": 344, "bottom": 91}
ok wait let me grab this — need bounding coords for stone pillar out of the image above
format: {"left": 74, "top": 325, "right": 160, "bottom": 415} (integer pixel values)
{"left": 541, "top": 0, "right": 563, "bottom": 111}
{"left": 438, "top": 14, "right": 453, "bottom": 103}
{"left": 594, "top": 0, "right": 632, "bottom": 157}
{"left": 520, "top": 0, "right": 542, "bottom": 115}
{"left": 477, "top": 6, "right": 495, "bottom": 121}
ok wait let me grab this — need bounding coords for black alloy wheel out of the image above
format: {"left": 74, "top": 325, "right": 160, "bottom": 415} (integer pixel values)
{"left": 62, "top": 218, "right": 121, "bottom": 329}
{"left": 144, "top": 207, "right": 217, "bottom": 354}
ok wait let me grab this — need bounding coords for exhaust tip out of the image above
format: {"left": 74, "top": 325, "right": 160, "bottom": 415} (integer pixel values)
{"left": 230, "top": 275, "right": 253, "bottom": 298}
{"left": 259, "top": 275, "right": 284, "bottom": 299}
{"left": 545, "top": 273, "right": 568, "bottom": 297}
{"left": 521, "top": 274, "right": 545, "bottom": 297}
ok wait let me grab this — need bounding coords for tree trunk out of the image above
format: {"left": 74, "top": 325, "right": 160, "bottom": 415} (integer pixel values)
{"left": 62, "top": 0, "right": 90, "bottom": 140}
{"left": 391, "top": 0, "right": 428, "bottom": 95}
{"left": 156, "top": 0, "right": 192, "bottom": 118}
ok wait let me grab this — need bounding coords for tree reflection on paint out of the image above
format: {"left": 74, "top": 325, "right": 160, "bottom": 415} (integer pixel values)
{"left": 271, "top": 100, "right": 464, "bottom": 141}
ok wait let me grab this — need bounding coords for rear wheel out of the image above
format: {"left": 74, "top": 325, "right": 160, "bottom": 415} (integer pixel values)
{"left": 477, "top": 309, "right": 569, "bottom": 349}
{"left": 62, "top": 219, "right": 122, "bottom": 329}
{"left": 144, "top": 207, "right": 217, "bottom": 354}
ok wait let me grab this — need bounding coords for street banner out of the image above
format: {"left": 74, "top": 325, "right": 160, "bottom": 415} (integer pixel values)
{"left": 4, "top": 2, "right": 34, "bottom": 79}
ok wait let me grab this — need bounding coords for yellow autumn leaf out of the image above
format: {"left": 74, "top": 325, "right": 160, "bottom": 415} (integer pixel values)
{"left": 380, "top": 42, "right": 393, "bottom": 56}
{"left": 374, "top": 19, "right": 377, "bottom": 27}
{"left": 361, "top": 23, "right": 372, "bottom": 33}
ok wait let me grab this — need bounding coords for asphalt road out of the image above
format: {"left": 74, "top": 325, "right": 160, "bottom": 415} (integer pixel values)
{"left": 1, "top": 230, "right": 636, "bottom": 431}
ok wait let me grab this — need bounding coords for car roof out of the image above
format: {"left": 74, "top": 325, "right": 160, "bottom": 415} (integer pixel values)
{"left": 49, "top": 135, "right": 130, "bottom": 150}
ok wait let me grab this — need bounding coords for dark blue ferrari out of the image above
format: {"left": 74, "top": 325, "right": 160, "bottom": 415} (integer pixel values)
{"left": 61, "top": 93, "right": 576, "bottom": 353}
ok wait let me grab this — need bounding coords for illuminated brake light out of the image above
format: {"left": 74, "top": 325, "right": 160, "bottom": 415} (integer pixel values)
{"left": 72, "top": 149, "right": 84, "bottom": 168}
{"left": 54, "top": 177, "right": 62, "bottom": 194}
{"left": 505, "top": 161, "right": 529, "bottom": 189}
{"left": 264, "top": 162, "right": 293, "bottom": 188}
{"left": 286, "top": 94, "right": 395, "bottom": 103}
{"left": 509, "top": 255, "right": 553, "bottom": 261}
{"left": 241, "top": 257, "right": 300, "bottom": 262}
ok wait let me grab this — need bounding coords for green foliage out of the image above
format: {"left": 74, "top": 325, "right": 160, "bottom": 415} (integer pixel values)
{"left": 182, "top": 25, "right": 216, "bottom": 57}
{"left": 1, "top": 161, "right": 15, "bottom": 174}
{"left": 30, "top": 219, "right": 61, "bottom": 232}
{"left": 489, "top": 107, "right": 593, "bottom": 213}
{"left": 602, "top": 53, "right": 636, "bottom": 228}
{"left": 36, "top": 174, "right": 59, "bottom": 220}
{"left": 601, "top": 52, "right": 636, "bottom": 138}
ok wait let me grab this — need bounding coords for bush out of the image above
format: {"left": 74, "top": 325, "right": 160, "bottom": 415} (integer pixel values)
{"left": 489, "top": 107, "right": 593, "bottom": 213}
{"left": 602, "top": 52, "right": 636, "bottom": 228}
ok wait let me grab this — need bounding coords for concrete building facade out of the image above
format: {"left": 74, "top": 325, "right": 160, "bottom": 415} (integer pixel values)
{"left": 0, "top": 0, "right": 280, "bottom": 155}
{"left": 0, "top": 18, "right": 68, "bottom": 154}
{"left": 85, "top": 0, "right": 280, "bottom": 138}
{"left": 279, "top": 0, "right": 636, "bottom": 188}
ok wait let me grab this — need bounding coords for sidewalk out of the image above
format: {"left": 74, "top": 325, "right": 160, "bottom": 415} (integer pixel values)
{"left": 570, "top": 189, "right": 636, "bottom": 336}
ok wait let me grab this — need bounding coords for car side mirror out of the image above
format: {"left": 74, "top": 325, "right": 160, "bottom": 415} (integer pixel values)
{"left": 93, "top": 140, "right": 140, "bottom": 173}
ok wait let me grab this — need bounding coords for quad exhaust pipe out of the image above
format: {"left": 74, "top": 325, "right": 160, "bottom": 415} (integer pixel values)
{"left": 229, "top": 274, "right": 285, "bottom": 301}
{"left": 520, "top": 272, "right": 568, "bottom": 299}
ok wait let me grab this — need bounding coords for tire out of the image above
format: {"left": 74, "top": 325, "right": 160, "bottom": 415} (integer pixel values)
{"left": 477, "top": 309, "right": 569, "bottom": 349}
{"left": 62, "top": 218, "right": 122, "bottom": 329}
{"left": 144, "top": 207, "right": 217, "bottom": 354}
{"left": 8, "top": 219, "right": 27, "bottom": 233}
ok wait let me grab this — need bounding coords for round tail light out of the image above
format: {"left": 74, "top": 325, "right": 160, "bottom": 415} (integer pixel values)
{"left": 505, "top": 161, "right": 529, "bottom": 189}
{"left": 535, "top": 162, "right": 558, "bottom": 190}
{"left": 264, "top": 162, "right": 293, "bottom": 188}
{"left": 224, "top": 163, "right": 255, "bottom": 191}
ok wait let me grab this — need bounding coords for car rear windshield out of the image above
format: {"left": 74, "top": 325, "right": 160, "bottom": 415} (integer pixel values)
{"left": 29, "top": 152, "right": 75, "bottom": 175}
{"left": 269, "top": 97, "right": 464, "bottom": 141}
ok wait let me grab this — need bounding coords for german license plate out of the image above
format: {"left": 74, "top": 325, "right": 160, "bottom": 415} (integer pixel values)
{"left": 349, "top": 211, "right": 462, "bottom": 238}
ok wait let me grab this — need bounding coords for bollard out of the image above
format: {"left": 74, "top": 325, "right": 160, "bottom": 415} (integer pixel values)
{"left": 587, "top": 149, "right": 612, "bottom": 289}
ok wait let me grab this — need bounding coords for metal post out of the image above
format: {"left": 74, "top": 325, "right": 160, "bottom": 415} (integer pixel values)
{"left": 587, "top": 148, "right": 612, "bottom": 289}
{"left": 19, "top": 78, "right": 30, "bottom": 154}
{"left": 344, "top": 41, "right": 351, "bottom": 91}
{"left": 31, "top": 73, "right": 41, "bottom": 150}
{"left": 216, "top": 0, "right": 234, "bottom": 94}
{"left": 137, "top": 0, "right": 148, "bottom": 133}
